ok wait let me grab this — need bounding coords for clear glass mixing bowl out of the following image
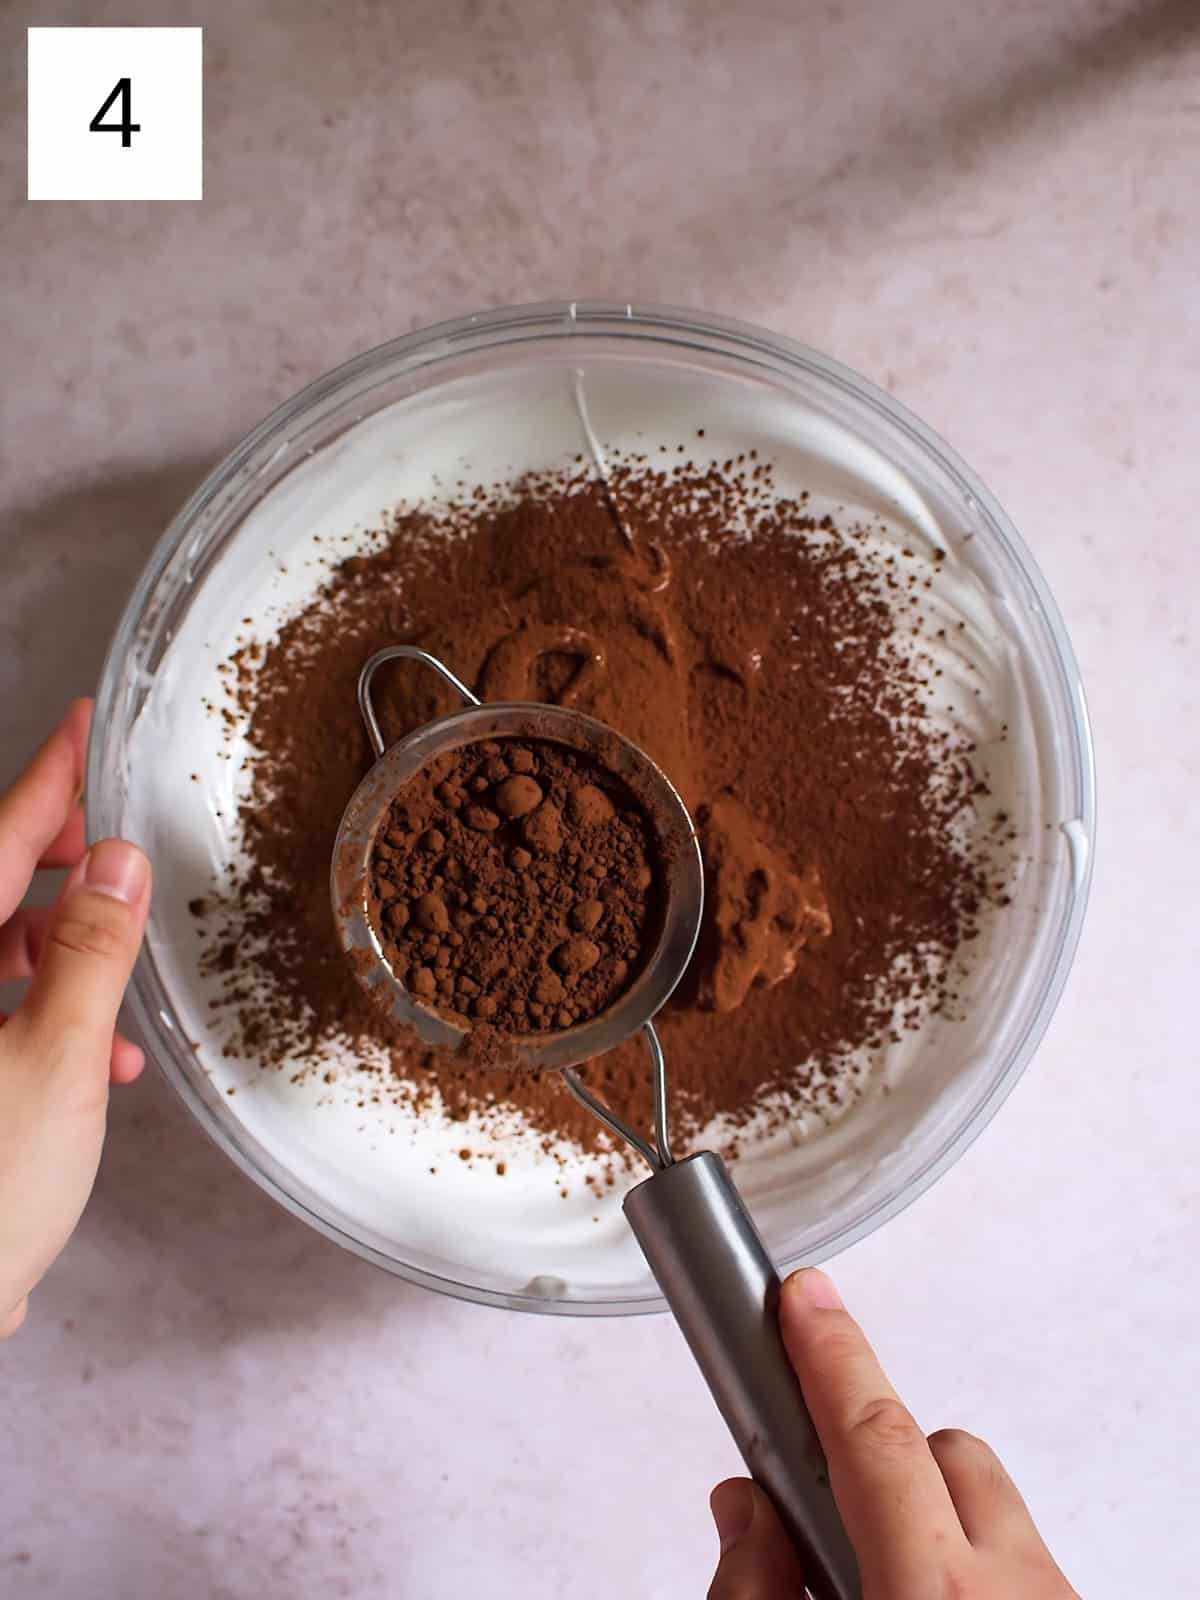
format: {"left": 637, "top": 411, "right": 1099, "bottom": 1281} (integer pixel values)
{"left": 89, "top": 301, "right": 1095, "bottom": 1315}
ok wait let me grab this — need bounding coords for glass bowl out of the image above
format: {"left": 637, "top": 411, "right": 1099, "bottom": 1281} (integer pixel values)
{"left": 88, "top": 301, "right": 1095, "bottom": 1315}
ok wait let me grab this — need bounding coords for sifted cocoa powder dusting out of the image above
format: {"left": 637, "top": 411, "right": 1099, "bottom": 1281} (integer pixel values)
{"left": 366, "top": 737, "right": 663, "bottom": 1034}
{"left": 194, "top": 451, "right": 1005, "bottom": 1164}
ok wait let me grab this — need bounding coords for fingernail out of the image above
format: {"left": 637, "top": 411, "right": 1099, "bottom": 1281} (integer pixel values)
{"left": 83, "top": 839, "right": 149, "bottom": 904}
{"left": 710, "top": 1479, "right": 755, "bottom": 1554}
{"left": 783, "top": 1267, "right": 844, "bottom": 1311}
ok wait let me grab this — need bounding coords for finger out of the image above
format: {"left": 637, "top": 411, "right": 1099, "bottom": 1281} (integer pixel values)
{"left": 707, "top": 1479, "right": 808, "bottom": 1600}
{"left": 0, "top": 1297, "right": 29, "bottom": 1340}
{"left": 779, "top": 1270, "right": 969, "bottom": 1588}
{"left": 0, "top": 699, "right": 92, "bottom": 921}
{"left": 39, "top": 803, "right": 87, "bottom": 869}
{"left": 927, "top": 1429, "right": 1044, "bottom": 1551}
{"left": 0, "top": 911, "right": 144, "bottom": 1071}
{"left": 2, "top": 1004, "right": 142, "bottom": 1081}
{"left": 12, "top": 839, "right": 150, "bottom": 1085}
{"left": 0, "top": 907, "right": 52, "bottom": 980}
{"left": 109, "top": 1033, "right": 146, "bottom": 1085}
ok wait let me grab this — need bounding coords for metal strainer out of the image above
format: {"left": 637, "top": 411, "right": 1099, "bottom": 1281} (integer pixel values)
{"left": 331, "top": 645, "right": 860, "bottom": 1600}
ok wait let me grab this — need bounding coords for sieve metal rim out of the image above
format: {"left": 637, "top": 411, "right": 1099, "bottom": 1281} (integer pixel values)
{"left": 330, "top": 689, "right": 704, "bottom": 1077}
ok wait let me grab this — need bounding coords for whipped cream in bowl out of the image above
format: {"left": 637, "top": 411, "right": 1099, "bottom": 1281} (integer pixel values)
{"left": 88, "top": 302, "right": 1094, "bottom": 1313}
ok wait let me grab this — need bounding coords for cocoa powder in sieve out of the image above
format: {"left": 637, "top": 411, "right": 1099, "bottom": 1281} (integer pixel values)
{"left": 195, "top": 451, "right": 1005, "bottom": 1162}
{"left": 366, "top": 738, "right": 663, "bottom": 1033}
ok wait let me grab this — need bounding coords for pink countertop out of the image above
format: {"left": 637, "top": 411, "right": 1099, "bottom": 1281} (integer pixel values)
{"left": 3, "top": 2, "right": 1197, "bottom": 1594}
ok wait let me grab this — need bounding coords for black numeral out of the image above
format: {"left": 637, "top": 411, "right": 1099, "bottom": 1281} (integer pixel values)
{"left": 88, "top": 77, "right": 141, "bottom": 148}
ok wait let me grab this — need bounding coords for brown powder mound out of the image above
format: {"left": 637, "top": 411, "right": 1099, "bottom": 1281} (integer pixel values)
{"left": 366, "top": 738, "right": 663, "bottom": 1033}
{"left": 195, "top": 451, "right": 1001, "bottom": 1162}
{"left": 693, "top": 796, "right": 832, "bottom": 1014}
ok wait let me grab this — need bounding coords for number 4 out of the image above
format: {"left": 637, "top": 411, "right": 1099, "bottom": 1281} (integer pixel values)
{"left": 89, "top": 77, "right": 141, "bottom": 148}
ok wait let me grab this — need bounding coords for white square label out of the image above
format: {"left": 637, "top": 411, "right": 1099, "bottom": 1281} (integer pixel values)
{"left": 28, "top": 27, "right": 203, "bottom": 201}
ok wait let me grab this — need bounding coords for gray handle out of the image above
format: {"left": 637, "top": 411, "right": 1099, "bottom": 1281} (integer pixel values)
{"left": 624, "top": 1151, "right": 861, "bottom": 1600}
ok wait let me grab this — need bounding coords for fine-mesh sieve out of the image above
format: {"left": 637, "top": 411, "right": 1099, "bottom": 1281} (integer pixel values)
{"left": 331, "top": 645, "right": 861, "bottom": 1600}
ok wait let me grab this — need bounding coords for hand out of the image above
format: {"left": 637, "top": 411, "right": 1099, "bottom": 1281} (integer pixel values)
{"left": 0, "top": 700, "right": 151, "bottom": 1338}
{"left": 707, "top": 1269, "right": 1078, "bottom": 1599}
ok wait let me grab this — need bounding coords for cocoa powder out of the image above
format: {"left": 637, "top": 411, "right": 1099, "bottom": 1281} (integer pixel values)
{"left": 194, "top": 451, "right": 1005, "bottom": 1163}
{"left": 366, "top": 738, "right": 663, "bottom": 1033}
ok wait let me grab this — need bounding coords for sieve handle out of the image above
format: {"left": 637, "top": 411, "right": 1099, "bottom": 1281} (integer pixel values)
{"left": 623, "top": 1151, "right": 861, "bottom": 1600}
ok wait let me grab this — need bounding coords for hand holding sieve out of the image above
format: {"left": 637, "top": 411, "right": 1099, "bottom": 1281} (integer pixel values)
{"left": 331, "top": 645, "right": 862, "bottom": 1600}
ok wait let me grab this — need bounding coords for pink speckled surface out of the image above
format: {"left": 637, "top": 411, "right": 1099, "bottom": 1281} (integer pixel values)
{"left": 3, "top": 2, "right": 1198, "bottom": 1595}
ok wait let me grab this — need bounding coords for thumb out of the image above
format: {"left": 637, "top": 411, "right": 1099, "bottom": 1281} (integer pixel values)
{"left": 708, "top": 1480, "right": 808, "bottom": 1599}
{"left": 17, "top": 839, "right": 150, "bottom": 1073}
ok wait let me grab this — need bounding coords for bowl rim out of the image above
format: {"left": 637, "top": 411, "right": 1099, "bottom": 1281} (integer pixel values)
{"left": 89, "top": 298, "right": 1097, "bottom": 1316}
